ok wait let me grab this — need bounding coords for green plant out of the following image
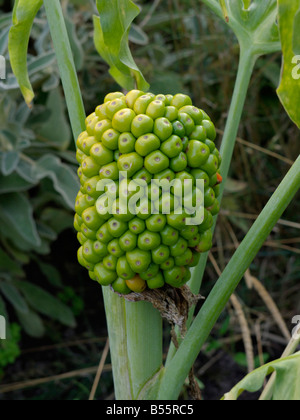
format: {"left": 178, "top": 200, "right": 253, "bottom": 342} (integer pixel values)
{"left": 8, "top": 0, "right": 300, "bottom": 400}
{"left": 0, "top": 323, "right": 21, "bottom": 375}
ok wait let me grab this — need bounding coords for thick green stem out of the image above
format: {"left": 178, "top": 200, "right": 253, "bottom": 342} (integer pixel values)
{"left": 166, "top": 47, "right": 257, "bottom": 368}
{"left": 103, "top": 288, "right": 163, "bottom": 400}
{"left": 158, "top": 155, "right": 300, "bottom": 400}
{"left": 43, "top": 0, "right": 86, "bottom": 140}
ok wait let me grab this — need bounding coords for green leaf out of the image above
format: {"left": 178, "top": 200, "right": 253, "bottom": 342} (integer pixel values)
{"left": 17, "top": 309, "right": 45, "bottom": 338}
{"left": 277, "top": 0, "right": 300, "bottom": 128}
{"left": 14, "top": 280, "right": 76, "bottom": 328}
{"left": 8, "top": 0, "right": 43, "bottom": 106}
{"left": 0, "top": 193, "right": 41, "bottom": 248}
{"left": 129, "top": 24, "right": 149, "bottom": 46}
{"left": 293, "top": 9, "right": 300, "bottom": 55}
{"left": 203, "top": 0, "right": 281, "bottom": 55}
{"left": 0, "top": 172, "right": 33, "bottom": 193}
{"left": 34, "top": 154, "right": 80, "bottom": 209}
{"left": 0, "top": 248, "right": 24, "bottom": 277}
{"left": 37, "top": 88, "right": 71, "bottom": 151}
{"left": 94, "top": 0, "right": 149, "bottom": 91}
{"left": 222, "top": 352, "right": 300, "bottom": 400}
{"left": 0, "top": 282, "right": 29, "bottom": 314}
{"left": 1, "top": 151, "right": 20, "bottom": 176}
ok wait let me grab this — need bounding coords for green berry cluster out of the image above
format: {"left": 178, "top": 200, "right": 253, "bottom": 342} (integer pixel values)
{"left": 74, "top": 90, "right": 222, "bottom": 294}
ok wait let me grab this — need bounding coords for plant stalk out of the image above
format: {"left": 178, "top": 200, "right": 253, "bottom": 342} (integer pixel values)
{"left": 165, "top": 46, "right": 257, "bottom": 368}
{"left": 43, "top": 0, "right": 86, "bottom": 141}
{"left": 158, "top": 154, "right": 300, "bottom": 400}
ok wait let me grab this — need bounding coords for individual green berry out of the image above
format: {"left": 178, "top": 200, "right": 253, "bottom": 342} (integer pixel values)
{"left": 146, "top": 100, "right": 166, "bottom": 119}
{"left": 201, "top": 154, "right": 219, "bottom": 177}
{"left": 188, "top": 251, "right": 201, "bottom": 267}
{"left": 170, "top": 237, "right": 188, "bottom": 257}
{"left": 160, "top": 225, "right": 179, "bottom": 246}
{"left": 140, "top": 263, "right": 160, "bottom": 281}
{"left": 152, "top": 245, "right": 170, "bottom": 265}
{"left": 181, "top": 136, "right": 189, "bottom": 151}
{"left": 144, "top": 151, "right": 169, "bottom": 174}
{"left": 128, "top": 217, "right": 146, "bottom": 235}
{"left": 103, "top": 254, "right": 118, "bottom": 271}
{"left": 135, "top": 133, "right": 161, "bottom": 157}
{"left": 78, "top": 247, "right": 94, "bottom": 271}
{"left": 175, "top": 248, "right": 193, "bottom": 266}
{"left": 133, "top": 168, "right": 153, "bottom": 184}
{"left": 131, "top": 114, "right": 154, "bottom": 138}
{"left": 82, "top": 206, "right": 105, "bottom": 231}
{"left": 138, "top": 230, "right": 161, "bottom": 251}
{"left": 81, "top": 223, "right": 97, "bottom": 241}
{"left": 190, "top": 169, "right": 210, "bottom": 189}
{"left": 108, "top": 239, "right": 125, "bottom": 258}
{"left": 117, "top": 152, "right": 144, "bottom": 178}
{"left": 204, "top": 139, "right": 216, "bottom": 153}
{"left": 94, "top": 263, "right": 117, "bottom": 286}
{"left": 77, "top": 232, "right": 87, "bottom": 246}
{"left": 202, "top": 119, "right": 216, "bottom": 141}
{"left": 107, "top": 218, "right": 128, "bottom": 238}
{"left": 188, "top": 233, "right": 201, "bottom": 248}
{"left": 195, "top": 230, "right": 213, "bottom": 253}
{"left": 186, "top": 140, "right": 210, "bottom": 168}
{"left": 117, "top": 256, "right": 135, "bottom": 280}
{"left": 170, "top": 152, "right": 188, "bottom": 172}
{"left": 181, "top": 225, "right": 199, "bottom": 240}
{"left": 112, "top": 278, "right": 132, "bottom": 295}
{"left": 204, "top": 187, "right": 216, "bottom": 208}
{"left": 82, "top": 157, "right": 101, "bottom": 178}
{"left": 96, "top": 222, "right": 114, "bottom": 243}
{"left": 119, "top": 230, "right": 138, "bottom": 252}
{"left": 147, "top": 272, "right": 165, "bottom": 289}
{"left": 190, "top": 125, "right": 207, "bottom": 142}
{"left": 153, "top": 118, "right": 173, "bottom": 141}
{"left": 171, "top": 94, "right": 192, "bottom": 109}
{"left": 102, "top": 128, "right": 120, "bottom": 151}
{"left": 90, "top": 143, "right": 114, "bottom": 166}
{"left": 160, "top": 135, "right": 183, "bottom": 158}
{"left": 112, "top": 108, "right": 136, "bottom": 132}
{"left": 160, "top": 257, "right": 175, "bottom": 271}
{"left": 172, "top": 121, "right": 186, "bottom": 137}
{"left": 118, "top": 132, "right": 136, "bottom": 154}
{"left": 164, "top": 106, "right": 178, "bottom": 122}
{"left": 104, "top": 92, "right": 125, "bottom": 102}
{"left": 99, "top": 162, "right": 119, "bottom": 180}
{"left": 178, "top": 113, "right": 195, "bottom": 136}
{"left": 146, "top": 214, "right": 167, "bottom": 232}
{"left": 93, "top": 240, "right": 109, "bottom": 259}
{"left": 163, "top": 266, "right": 185, "bottom": 287}
{"left": 167, "top": 212, "right": 189, "bottom": 230}
{"left": 126, "top": 249, "right": 152, "bottom": 273}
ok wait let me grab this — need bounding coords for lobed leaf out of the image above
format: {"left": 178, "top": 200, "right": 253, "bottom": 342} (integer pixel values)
{"left": 277, "top": 0, "right": 300, "bottom": 128}
{"left": 94, "top": 0, "right": 149, "bottom": 91}
{"left": 8, "top": 0, "right": 43, "bottom": 106}
{"left": 222, "top": 352, "right": 300, "bottom": 400}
